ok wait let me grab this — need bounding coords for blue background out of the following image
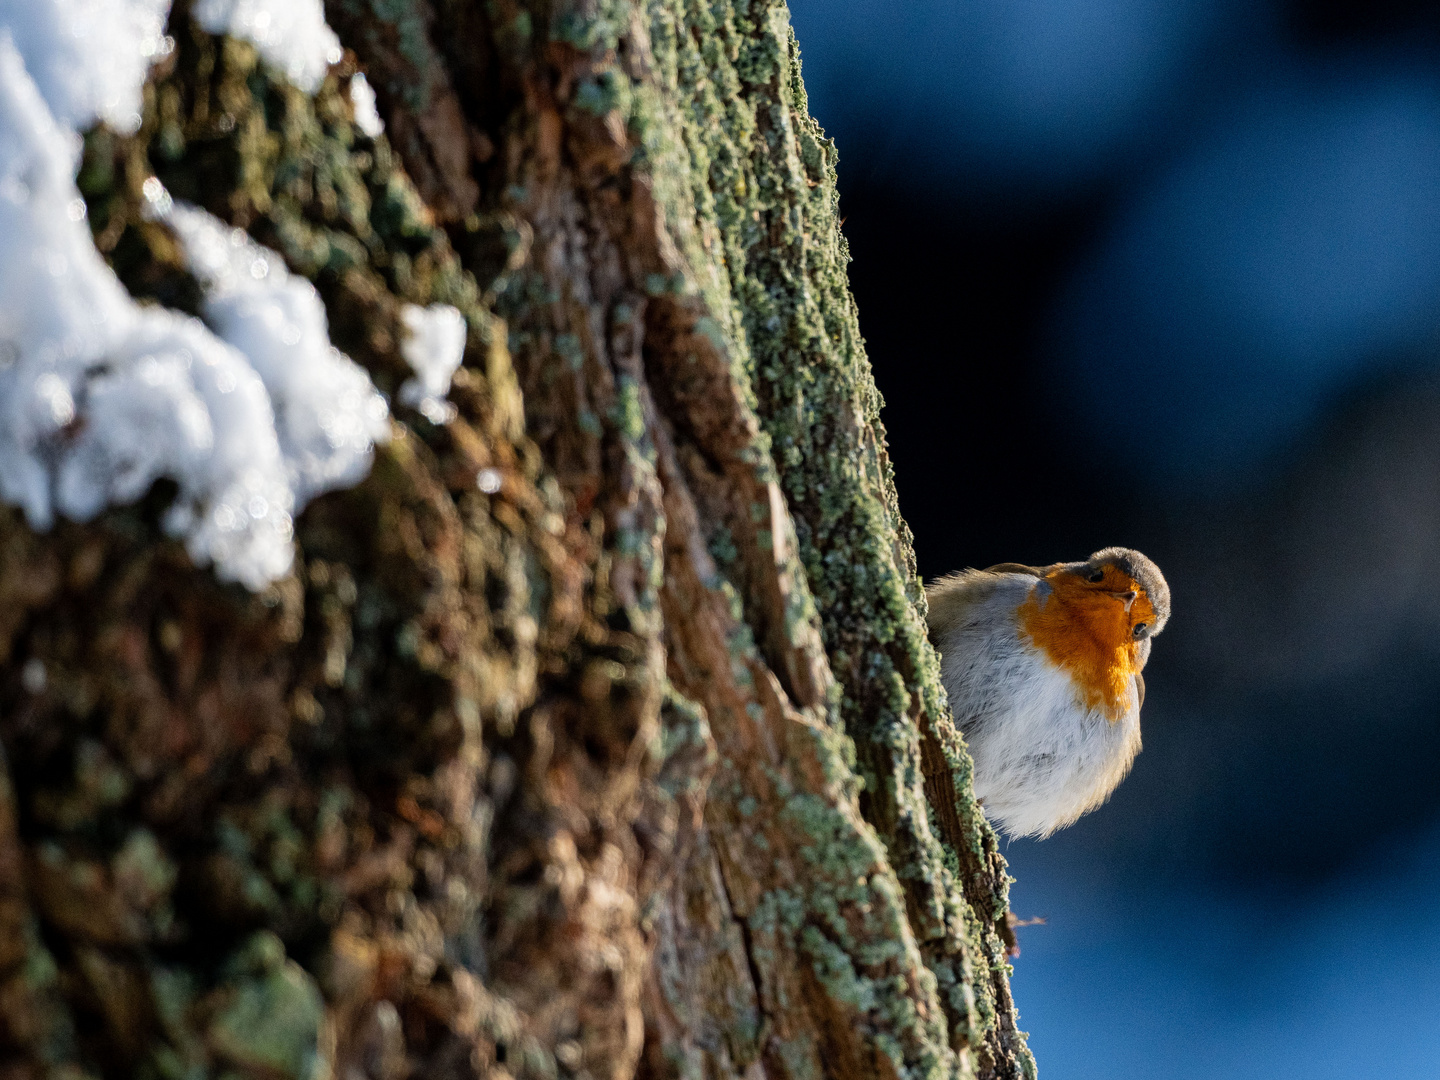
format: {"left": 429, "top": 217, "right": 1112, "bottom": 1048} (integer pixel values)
{"left": 788, "top": 0, "right": 1440, "bottom": 1074}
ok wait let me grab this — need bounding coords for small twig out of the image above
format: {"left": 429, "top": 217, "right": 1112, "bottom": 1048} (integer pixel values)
{"left": 1003, "top": 912, "right": 1048, "bottom": 957}
{"left": 1008, "top": 915, "right": 1047, "bottom": 929}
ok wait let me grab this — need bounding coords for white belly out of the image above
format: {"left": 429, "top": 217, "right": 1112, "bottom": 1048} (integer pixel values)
{"left": 935, "top": 580, "right": 1142, "bottom": 838}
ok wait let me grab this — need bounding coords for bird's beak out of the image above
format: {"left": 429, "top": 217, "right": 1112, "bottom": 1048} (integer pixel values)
{"left": 1110, "top": 590, "right": 1138, "bottom": 612}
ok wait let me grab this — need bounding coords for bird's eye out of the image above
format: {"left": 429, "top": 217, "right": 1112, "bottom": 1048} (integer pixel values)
{"left": 1133, "top": 623, "right": 1147, "bottom": 637}
{"left": 1087, "top": 568, "right": 1105, "bottom": 583}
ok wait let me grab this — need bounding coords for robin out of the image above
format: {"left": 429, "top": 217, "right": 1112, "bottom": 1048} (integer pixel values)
{"left": 926, "top": 547, "right": 1170, "bottom": 839}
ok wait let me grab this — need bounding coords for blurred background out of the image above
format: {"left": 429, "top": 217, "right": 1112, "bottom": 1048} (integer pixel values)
{"left": 786, "top": 0, "right": 1440, "bottom": 1075}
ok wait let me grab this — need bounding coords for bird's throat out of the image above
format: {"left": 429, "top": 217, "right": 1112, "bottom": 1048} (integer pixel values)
{"left": 1017, "top": 586, "right": 1141, "bottom": 721}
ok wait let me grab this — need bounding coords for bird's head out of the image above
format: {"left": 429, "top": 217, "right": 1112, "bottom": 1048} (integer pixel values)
{"left": 1044, "top": 547, "right": 1170, "bottom": 646}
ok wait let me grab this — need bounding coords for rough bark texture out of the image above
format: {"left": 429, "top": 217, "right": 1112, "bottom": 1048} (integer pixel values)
{"left": 0, "top": 3, "right": 1034, "bottom": 1079}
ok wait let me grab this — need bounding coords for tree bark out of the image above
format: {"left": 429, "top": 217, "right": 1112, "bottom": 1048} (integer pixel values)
{"left": 0, "top": 3, "right": 1035, "bottom": 1079}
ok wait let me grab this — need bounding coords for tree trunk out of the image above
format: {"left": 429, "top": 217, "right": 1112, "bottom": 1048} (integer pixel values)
{"left": 0, "top": 3, "right": 1034, "bottom": 1079}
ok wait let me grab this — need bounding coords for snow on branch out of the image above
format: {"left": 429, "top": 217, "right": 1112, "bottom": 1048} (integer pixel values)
{"left": 191, "top": 0, "right": 342, "bottom": 93}
{"left": 0, "top": 1, "right": 390, "bottom": 591}
{"left": 152, "top": 194, "right": 390, "bottom": 506}
{"left": 0, "top": 0, "right": 172, "bottom": 133}
{"left": 398, "top": 304, "right": 467, "bottom": 426}
{"left": 349, "top": 72, "right": 384, "bottom": 138}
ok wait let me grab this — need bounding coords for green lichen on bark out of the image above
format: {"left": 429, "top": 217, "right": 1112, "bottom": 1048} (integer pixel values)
{"left": 570, "top": 0, "right": 1032, "bottom": 1075}
{"left": 677, "top": 19, "right": 1031, "bottom": 1077}
{"left": 0, "top": 2, "right": 1034, "bottom": 1078}
{"left": 446, "top": 0, "right": 981, "bottom": 1070}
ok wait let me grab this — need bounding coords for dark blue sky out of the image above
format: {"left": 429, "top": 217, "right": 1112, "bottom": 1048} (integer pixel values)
{"left": 791, "top": 0, "right": 1440, "bottom": 485}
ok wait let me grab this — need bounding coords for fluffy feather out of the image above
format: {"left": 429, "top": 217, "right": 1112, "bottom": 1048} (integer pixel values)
{"left": 927, "top": 560, "right": 1156, "bottom": 838}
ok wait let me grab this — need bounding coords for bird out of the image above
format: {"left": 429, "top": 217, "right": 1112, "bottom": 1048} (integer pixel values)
{"left": 926, "top": 547, "right": 1170, "bottom": 839}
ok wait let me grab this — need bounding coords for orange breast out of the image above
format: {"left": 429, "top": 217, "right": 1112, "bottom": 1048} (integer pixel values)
{"left": 1017, "top": 577, "right": 1151, "bottom": 721}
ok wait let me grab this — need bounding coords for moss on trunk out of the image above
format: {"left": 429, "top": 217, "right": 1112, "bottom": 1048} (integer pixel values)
{"left": 0, "top": 3, "right": 1033, "bottom": 1079}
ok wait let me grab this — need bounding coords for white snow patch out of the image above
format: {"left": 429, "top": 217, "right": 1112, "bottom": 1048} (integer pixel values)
{"left": 0, "top": 33, "right": 295, "bottom": 587}
{"left": 57, "top": 315, "right": 301, "bottom": 588}
{"left": 0, "top": 0, "right": 173, "bottom": 133}
{"left": 192, "top": 0, "right": 342, "bottom": 93}
{"left": 398, "top": 304, "right": 467, "bottom": 425}
{"left": 0, "top": 27, "right": 389, "bottom": 591}
{"left": 349, "top": 72, "right": 383, "bottom": 138}
{"left": 155, "top": 197, "right": 390, "bottom": 504}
